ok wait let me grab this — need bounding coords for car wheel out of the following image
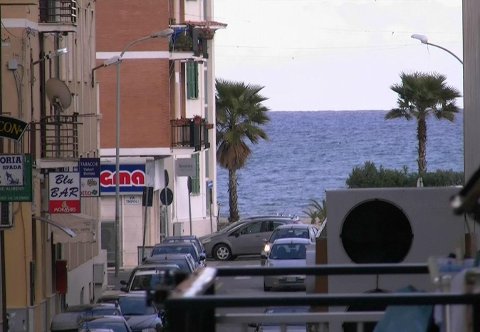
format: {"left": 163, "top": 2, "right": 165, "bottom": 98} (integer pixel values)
{"left": 213, "top": 244, "right": 232, "bottom": 261}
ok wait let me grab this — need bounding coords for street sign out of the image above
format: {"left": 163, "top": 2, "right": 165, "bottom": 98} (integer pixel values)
{"left": 160, "top": 188, "right": 173, "bottom": 205}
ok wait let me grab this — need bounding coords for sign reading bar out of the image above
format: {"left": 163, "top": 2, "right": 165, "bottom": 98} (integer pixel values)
{"left": 49, "top": 172, "right": 81, "bottom": 213}
{"left": 0, "top": 115, "right": 28, "bottom": 141}
{"left": 0, "top": 154, "right": 32, "bottom": 202}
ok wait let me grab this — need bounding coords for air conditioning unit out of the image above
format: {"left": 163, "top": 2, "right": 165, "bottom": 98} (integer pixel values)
{"left": 325, "top": 187, "right": 466, "bottom": 332}
{"left": 0, "top": 202, "right": 13, "bottom": 229}
{"left": 326, "top": 187, "right": 465, "bottom": 294}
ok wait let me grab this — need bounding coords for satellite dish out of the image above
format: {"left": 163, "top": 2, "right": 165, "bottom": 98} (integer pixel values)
{"left": 46, "top": 78, "right": 72, "bottom": 110}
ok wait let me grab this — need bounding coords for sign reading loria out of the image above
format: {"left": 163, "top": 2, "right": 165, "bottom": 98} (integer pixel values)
{"left": 0, "top": 155, "right": 23, "bottom": 186}
{"left": 48, "top": 172, "right": 80, "bottom": 213}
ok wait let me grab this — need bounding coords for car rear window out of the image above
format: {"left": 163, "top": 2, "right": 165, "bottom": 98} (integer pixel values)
{"left": 270, "top": 243, "right": 307, "bottom": 260}
{"left": 271, "top": 229, "right": 309, "bottom": 242}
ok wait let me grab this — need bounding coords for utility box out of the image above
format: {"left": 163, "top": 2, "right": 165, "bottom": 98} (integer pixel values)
{"left": 93, "top": 264, "right": 104, "bottom": 285}
{"left": 173, "top": 222, "right": 183, "bottom": 236}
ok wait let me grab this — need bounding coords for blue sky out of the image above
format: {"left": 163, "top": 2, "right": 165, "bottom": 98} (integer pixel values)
{"left": 214, "top": 0, "right": 463, "bottom": 111}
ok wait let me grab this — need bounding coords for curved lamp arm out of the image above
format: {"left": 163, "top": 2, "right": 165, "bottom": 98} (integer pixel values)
{"left": 411, "top": 34, "right": 463, "bottom": 65}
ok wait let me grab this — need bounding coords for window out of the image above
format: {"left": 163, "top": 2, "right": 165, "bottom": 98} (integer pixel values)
{"left": 190, "top": 154, "right": 200, "bottom": 194}
{"left": 186, "top": 61, "right": 198, "bottom": 99}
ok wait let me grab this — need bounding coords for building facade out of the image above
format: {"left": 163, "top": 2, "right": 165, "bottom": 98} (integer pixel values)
{"left": 95, "top": 0, "right": 224, "bottom": 268}
{"left": 1, "top": 0, "right": 105, "bottom": 330}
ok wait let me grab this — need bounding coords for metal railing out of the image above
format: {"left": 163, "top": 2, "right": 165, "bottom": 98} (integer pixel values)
{"left": 39, "top": 0, "right": 77, "bottom": 24}
{"left": 162, "top": 264, "right": 480, "bottom": 332}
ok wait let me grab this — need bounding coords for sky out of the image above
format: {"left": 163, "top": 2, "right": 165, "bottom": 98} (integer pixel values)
{"left": 213, "top": 0, "right": 463, "bottom": 111}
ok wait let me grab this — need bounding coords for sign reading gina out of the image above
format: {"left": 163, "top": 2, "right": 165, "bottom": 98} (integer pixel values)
{"left": 0, "top": 116, "right": 28, "bottom": 141}
{"left": 100, "top": 164, "right": 145, "bottom": 195}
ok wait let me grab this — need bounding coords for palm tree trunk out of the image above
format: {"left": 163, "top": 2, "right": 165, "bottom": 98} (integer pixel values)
{"left": 228, "top": 169, "right": 240, "bottom": 223}
{"left": 417, "top": 116, "right": 427, "bottom": 176}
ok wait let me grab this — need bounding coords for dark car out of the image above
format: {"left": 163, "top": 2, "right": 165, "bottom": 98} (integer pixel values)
{"left": 78, "top": 315, "right": 132, "bottom": 332}
{"left": 200, "top": 215, "right": 299, "bottom": 260}
{"left": 51, "top": 303, "right": 123, "bottom": 332}
{"left": 142, "top": 253, "right": 197, "bottom": 274}
{"left": 97, "top": 292, "right": 163, "bottom": 332}
{"left": 120, "top": 263, "right": 184, "bottom": 293}
{"left": 163, "top": 235, "right": 206, "bottom": 258}
{"left": 151, "top": 242, "right": 205, "bottom": 267}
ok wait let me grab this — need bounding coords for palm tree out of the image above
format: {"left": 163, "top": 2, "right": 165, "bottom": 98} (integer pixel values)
{"left": 215, "top": 79, "right": 270, "bottom": 223}
{"left": 386, "top": 72, "right": 461, "bottom": 177}
{"left": 303, "top": 198, "right": 327, "bottom": 225}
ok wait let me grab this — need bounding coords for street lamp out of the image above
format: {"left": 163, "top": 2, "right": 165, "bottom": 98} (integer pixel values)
{"left": 113, "top": 28, "right": 173, "bottom": 276}
{"left": 411, "top": 34, "right": 463, "bottom": 65}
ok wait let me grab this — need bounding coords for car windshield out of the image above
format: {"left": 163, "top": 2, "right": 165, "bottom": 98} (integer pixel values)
{"left": 80, "top": 320, "right": 129, "bottom": 332}
{"left": 270, "top": 243, "right": 307, "bottom": 260}
{"left": 118, "top": 296, "right": 156, "bottom": 315}
{"left": 271, "top": 229, "right": 310, "bottom": 242}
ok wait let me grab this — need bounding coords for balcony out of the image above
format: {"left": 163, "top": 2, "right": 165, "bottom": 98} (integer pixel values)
{"left": 33, "top": 114, "right": 80, "bottom": 159}
{"left": 169, "top": 21, "right": 226, "bottom": 59}
{"left": 39, "top": 0, "right": 77, "bottom": 30}
{"left": 171, "top": 117, "right": 213, "bottom": 152}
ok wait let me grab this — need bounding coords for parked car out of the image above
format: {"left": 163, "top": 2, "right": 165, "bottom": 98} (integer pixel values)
{"left": 263, "top": 238, "right": 311, "bottom": 291}
{"left": 120, "top": 264, "right": 182, "bottom": 293}
{"left": 78, "top": 315, "right": 132, "bottom": 332}
{"left": 142, "top": 253, "right": 197, "bottom": 274}
{"left": 51, "top": 303, "right": 123, "bottom": 332}
{"left": 261, "top": 223, "right": 319, "bottom": 265}
{"left": 200, "top": 215, "right": 299, "bottom": 261}
{"left": 151, "top": 242, "right": 206, "bottom": 268}
{"left": 162, "top": 235, "right": 206, "bottom": 258}
{"left": 97, "top": 292, "right": 163, "bottom": 332}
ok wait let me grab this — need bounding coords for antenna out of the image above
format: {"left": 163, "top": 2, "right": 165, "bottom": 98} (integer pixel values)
{"left": 45, "top": 78, "right": 72, "bottom": 110}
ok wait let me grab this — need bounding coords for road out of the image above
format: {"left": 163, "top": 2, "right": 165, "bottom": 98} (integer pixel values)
{"left": 207, "top": 257, "right": 307, "bottom": 332}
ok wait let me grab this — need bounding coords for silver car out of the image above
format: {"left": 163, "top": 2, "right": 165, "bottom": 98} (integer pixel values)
{"left": 263, "top": 238, "right": 311, "bottom": 291}
{"left": 200, "top": 215, "right": 299, "bottom": 260}
{"left": 261, "top": 223, "right": 319, "bottom": 265}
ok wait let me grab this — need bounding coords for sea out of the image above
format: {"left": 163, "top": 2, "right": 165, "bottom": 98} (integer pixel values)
{"left": 216, "top": 110, "right": 464, "bottom": 219}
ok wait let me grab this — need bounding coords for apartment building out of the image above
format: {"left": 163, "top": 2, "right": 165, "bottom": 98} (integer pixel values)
{"left": 95, "top": 0, "right": 225, "bottom": 268}
{"left": 1, "top": 0, "right": 105, "bottom": 330}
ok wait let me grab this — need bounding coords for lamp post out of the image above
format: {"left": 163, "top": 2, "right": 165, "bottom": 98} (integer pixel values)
{"left": 113, "top": 28, "right": 173, "bottom": 277}
{"left": 411, "top": 34, "right": 463, "bottom": 65}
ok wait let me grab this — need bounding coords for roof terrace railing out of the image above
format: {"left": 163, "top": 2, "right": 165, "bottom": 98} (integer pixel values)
{"left": 161, "top": 264, "right": 480, "bottom": 332}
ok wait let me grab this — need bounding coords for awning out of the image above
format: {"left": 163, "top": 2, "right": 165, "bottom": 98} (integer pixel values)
{"left": 33, "top": 213, "right": 96, "bottom": 243}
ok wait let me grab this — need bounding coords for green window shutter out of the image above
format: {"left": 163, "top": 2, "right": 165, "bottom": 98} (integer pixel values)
{"left": 187, "top": 61, "right": 199, "bottom": 99}
{"left": 191, "top": 154, "right": 200, "bottom": 194}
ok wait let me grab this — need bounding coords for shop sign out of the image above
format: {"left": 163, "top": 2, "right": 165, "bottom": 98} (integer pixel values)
{"left": 0, "top": 154, "right": 32, "bottom": 202}
{"left": 79, "top": 158, "right": 100, "bottom": 197}
{"left": 49, "top": 172, "right": 81, "bottom": 213}
{"left": 0, "top": 115, "right": 28, "bottom": 141}
{"left": 100, "top": 164, "right": 145, "bottom": 195}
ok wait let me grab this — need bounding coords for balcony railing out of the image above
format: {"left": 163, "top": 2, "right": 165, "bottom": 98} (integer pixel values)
{"left": 169, "top": 26, "right": 209, "bottom": 58}
{"left": 33, "top": 114, "right": 80, "bottom": 159}
{"left": 160, "top": 264, "right": 480, "bottom": 332}
{"left": 171, "top": 117, "right": 212, "bottom": 151}
{"left": 39, "top": 0, "right": 77, "bottom": 25}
